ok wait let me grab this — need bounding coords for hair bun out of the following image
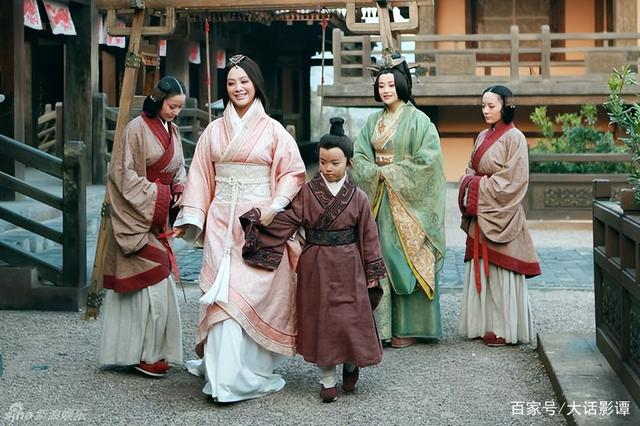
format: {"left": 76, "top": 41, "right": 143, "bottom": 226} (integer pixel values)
{"left": 329, "top": 117, "right": 345, "bottom": 136}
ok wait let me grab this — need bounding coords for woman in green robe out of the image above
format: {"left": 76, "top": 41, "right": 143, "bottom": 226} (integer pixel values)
{"left": 351, "top": 52, "right": 446, "bottom": 347}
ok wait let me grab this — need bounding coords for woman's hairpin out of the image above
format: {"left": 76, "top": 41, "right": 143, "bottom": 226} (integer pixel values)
{"left": 228, "top": 54, "right": 246, "bottom": 68}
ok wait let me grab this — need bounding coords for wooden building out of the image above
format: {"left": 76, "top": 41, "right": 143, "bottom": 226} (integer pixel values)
{"left": 3, "top": 0, "right": 640, "bottom": 185}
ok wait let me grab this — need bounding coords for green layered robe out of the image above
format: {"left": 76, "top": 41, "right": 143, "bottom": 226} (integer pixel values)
{"left": 352, "top": 102, "right": 446, "bottom": 340}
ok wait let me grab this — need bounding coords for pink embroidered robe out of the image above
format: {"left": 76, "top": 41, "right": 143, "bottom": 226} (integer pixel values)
{"left": 458, "top": 122, "right": 541, "bottom": 292}
{"left": 103, "top": 114, "right": 186, "bottom": 293}
{"left": 179, "top": 105, "right": 305, "bottom": 357}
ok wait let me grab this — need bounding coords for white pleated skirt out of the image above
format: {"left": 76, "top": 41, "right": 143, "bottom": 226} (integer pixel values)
{"left": 459, "top": 260, "right": 534, "bottom": 344}
{"left": 185, "top": 319, "right": 286, "bottom": 402}
{"left": 98, "top": 276, "right": 183, "bottom": 366}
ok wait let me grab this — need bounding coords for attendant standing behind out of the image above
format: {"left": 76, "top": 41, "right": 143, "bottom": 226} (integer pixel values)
{"left": 99, "top": 76, "right": 187, "bottom": 377}
{"left": 458, "top": 84, "right": 541, "bottom": 347}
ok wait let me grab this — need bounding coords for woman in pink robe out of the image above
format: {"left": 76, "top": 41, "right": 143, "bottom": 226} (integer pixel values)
{"left": 458, "top": 85, "right": 541, "bottom": 347}
{"left": 173, "top": 55, "right": 305, "bottom": 402}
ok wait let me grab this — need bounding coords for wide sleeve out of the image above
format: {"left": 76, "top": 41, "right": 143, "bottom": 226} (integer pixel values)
{"left": 174, "top": 122, "right": 217, "bottom": 244}
{"left": 356, "top": 191, "right": 386, "bottom": 281}
{"left": 170, "top": 123, "right": 187, "bottom": 196}
{"left": 108, "top": 119, "right": 168, "bottom": 254}
{"left": 241, "top": 190, "right": 304, "bottom": 270}
{"left": 468, "top": 130, "right": 529, "bottom": 244}
{"left": 458, "top": 133, "right": 482, "bottom": 216}
{"left": 378, "top": 109, "right": 446, "bottom": 258}
{"left": 269, "top": 124, "right": 306, "bottom": 207}
{"left": 351, "top": 112, "right": 383, "bottom": 207}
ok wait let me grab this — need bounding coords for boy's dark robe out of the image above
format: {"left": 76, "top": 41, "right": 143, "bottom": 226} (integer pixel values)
{"left": 241, "top": 173, "right": 387, "bottom": 368}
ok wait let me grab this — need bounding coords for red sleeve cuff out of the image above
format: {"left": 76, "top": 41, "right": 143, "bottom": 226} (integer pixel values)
{"left": 152, "top": 181, "right": 171, "bottom": 230}
{"left": 466, "top": 176, "right": 482, "bottom": 216}
{"left": 172, "top": 183, "right": 184, "bottom": 196}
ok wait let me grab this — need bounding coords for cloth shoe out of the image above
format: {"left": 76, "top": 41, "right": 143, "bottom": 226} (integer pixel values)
{"left": 342, "top": 364, "right": 359, "bottom": 393}
{"left": 391, "top": 336, "right": 416, "bottom": 348}
{"left": 134, "top": 360, "right": 169, "bottom": 377}
{"left": 320, "top": 385, "right": 337, "bottom": 403}
{"left": 482, "top": 332, "right": 506, "bottom": 347}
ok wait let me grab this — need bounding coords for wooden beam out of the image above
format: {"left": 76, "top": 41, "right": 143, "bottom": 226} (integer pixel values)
{"left": 96, "top": 0, "right": 392, "bottom": 11}
{"left": 86, "top": 9, "right": 146, "bottom": 320}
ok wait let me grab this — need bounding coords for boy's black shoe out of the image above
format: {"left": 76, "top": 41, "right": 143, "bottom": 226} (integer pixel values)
{"left": 342, "top": 364, "right": 359, "bottom": 393}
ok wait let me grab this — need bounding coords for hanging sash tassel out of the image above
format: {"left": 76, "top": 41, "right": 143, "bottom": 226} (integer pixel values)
{"left": 200, "top": 178, "right": 242, "bottom": 305}
{"left": 473, "top": 223, "right": 490, "bottom": 294}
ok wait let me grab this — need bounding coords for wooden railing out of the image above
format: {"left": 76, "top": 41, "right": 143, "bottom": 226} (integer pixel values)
{"left": 0, "top": 134, "right": 86, "bottom": 308}
{"left": 592, "top": 180, "right": 640, "bottom": 405}
{"left": 332, "top": 25, "right": 640, "bottom": 84}
{"left": 37, "top": 102, "right": 64, "bottom": 157}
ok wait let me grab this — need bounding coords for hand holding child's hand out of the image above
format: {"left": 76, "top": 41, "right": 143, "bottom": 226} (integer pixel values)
{"left": 259, "top": 206, "right": 277, "bottom": 226}
{"left": 172, "top": 226, "right": 186, "bottom": 238}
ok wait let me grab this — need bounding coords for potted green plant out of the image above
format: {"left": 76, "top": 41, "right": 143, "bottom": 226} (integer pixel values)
{"left": 603, "top": 65, "right": 640, "bottom": 211}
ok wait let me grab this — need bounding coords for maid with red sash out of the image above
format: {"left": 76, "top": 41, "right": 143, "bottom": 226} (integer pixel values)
{"left": 98, "top": 76, "right": 187, "bottom": 377}
{"left": 458, "top": 85, "right": 541, "bottom": 347}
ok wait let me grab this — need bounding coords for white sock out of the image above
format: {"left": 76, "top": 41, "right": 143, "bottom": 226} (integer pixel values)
{"left": 319, "top": 365, "right": 337, "bottom": 388}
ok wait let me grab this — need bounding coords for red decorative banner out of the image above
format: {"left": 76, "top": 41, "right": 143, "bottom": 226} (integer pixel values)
{"left": 105, "top": 18, "right": 126, "bottom": 48}
{"left": 24, "top": 0, "right": 43, "bottom": 30}
{"left": 159, "top": 40, "right": 167, "bottom": 57}
{"left": 189, "top": 42, "right": 201, "bottom": 64}
{"left": 43, "top": 0, "right": 76, "bottom": 35}
{"left": 216, "top": 50, "right": 226, "bottom": 69}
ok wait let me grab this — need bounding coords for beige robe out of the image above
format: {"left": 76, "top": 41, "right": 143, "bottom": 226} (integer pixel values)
{"left": 103, "top": 114, "right": 186, "bottom": 292}
{"left": 459, "top": 122, "right": 540, "bottom": 287}
{"left": 99, "top": 113, "right": 186, "bottom": 366}
{"left": 458, "top": 122, "right": 539, "bottom": 343}
{"left": 177, "top": 101, "right": 306, "bottom": 357}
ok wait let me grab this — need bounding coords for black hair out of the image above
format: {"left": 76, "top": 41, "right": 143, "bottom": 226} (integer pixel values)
{"left": 373, "top": 63, "right": 416, "bottom": 106}
{"left": 142, "top": 76, "right": 186, "bottom": 117}
{"left": 222, "top": 55, "right": 269, "bottom": 111}
{"left": 482, "top": 84, "right": 515, "bottom": 124}
{"left": 319, "top": 117, "right": 353, "bottom": 159}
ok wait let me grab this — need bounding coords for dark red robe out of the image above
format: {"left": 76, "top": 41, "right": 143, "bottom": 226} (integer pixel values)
{"left": 241, "top": 173, "right": 387, "bottom": 368}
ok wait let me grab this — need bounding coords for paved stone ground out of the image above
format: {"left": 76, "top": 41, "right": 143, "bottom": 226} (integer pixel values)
{"left": 178, "top": 245, "right": 595, "bottom": 291}
{"left": 2, "top": 175, "right": 620, "bottom": 425}
{"left": 1, "top": 286, "right": 592, "bottom": 425}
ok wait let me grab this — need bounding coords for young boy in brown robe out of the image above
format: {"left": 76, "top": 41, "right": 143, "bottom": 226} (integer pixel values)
{"left": 240, "top": 117, "right": 387, "bottom": 403}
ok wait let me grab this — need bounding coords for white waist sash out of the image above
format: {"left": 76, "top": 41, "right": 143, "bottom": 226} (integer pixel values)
{"left": 200, "top": 162, "right": 271, "bottom": 306}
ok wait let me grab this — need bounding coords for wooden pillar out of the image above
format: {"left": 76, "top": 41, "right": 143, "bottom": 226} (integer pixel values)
{"left": 415, "top": 3, "right": 436, "bottom": 77}
{"left": 0, "top": 0, "right": 26, "bottom": 201}
{"left": 165, "top": 40, "right": 190, "bottom": 92}
{"left": 25, "top": 39, "right": 36, "bottom": 148}
{"left": 613, "top": 0, "right": 638, "bottom": 45}
{"left": 65, "top": 1, "right": 98, "bottom": 183}
{"left": 100, "top": 50, "right": 117, "bottom": 107}
{"left": 197, "top": 20, "right": 220, "bottom": 112}
{"left": 301, "top": 56, "right": 311, "bottom": 142}
{"left": 62, "top": 140, "right": 87, "bottom": 295}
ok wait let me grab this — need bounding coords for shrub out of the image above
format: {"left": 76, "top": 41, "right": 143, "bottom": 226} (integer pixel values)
{"left": 605, "top": 66, "right": 640, "bottom": 203}
{"left": 529, "top": 104, "right": 631, "bottom": 174}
